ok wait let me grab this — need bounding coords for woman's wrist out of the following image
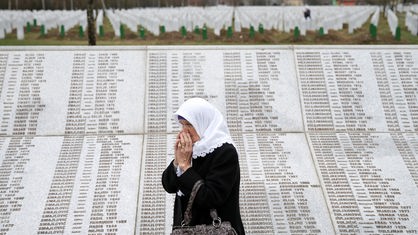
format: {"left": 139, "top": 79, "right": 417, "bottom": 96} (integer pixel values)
{"left": 179, "top": 163, "right": 191, "bottom": 172}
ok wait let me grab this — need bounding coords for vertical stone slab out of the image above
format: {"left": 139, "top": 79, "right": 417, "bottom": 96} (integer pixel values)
{"left": 0, "top": 47, "right": 147, "bottom": 235}
{"left": 295, "top": 46, "right": 418, "bottom": 234}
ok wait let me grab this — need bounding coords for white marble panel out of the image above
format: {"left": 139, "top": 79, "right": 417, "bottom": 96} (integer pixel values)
{"left": 0, "top": 135, "right": 142, "bottom": 235}
{"left": 295, "top": 47, "right": 418, "bottom": 132}
{"left": 236, "top": 133, "right": 334, "bottom": 234}
{"left": 136, "top": 134, "right": 173, "bottom": 235}
{"left": 307, "top": 132, "right": 418, "bottom": 234}
{"left": 145, "top": 48, "right": 303, "bottom": 134}
{"left": 1, "top": 137, "right": 62, "bottom": 234}
{"left": 0, "top": 49, "right": 146, "bottom": 136}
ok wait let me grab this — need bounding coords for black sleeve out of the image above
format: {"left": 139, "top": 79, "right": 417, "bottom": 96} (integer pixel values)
{"left": 161, "top": 160, "right": 179, "bottom": 194}
{"left": 178, "top": 144, "right": 239, "bottom": 209}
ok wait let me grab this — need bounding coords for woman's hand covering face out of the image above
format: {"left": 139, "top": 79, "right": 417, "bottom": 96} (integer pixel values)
{"left": 174, "top": 131, "right": 193, "bottom": 171}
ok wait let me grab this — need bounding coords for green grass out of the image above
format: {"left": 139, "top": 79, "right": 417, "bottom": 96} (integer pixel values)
{"left": 1, "top": 11, "right": 417, "bottom": 46}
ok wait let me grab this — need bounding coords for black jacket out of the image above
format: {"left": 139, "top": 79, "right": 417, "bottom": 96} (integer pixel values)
{"left": 162, "top": 143, "right": 245, "bottom": 235}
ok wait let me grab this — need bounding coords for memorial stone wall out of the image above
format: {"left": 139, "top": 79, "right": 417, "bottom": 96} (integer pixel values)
{"left": 0, "top": 45, "right": 417, "bottom": 235}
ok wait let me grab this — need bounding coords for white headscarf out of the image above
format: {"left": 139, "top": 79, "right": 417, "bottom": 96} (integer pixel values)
{"left": 174, "top": 98, "right": 234, "bottom": 159}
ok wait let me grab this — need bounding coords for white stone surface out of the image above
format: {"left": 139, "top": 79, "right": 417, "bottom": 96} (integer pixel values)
{"left": 1, "top": 135, "right": 142, "bottom": 235}
{"left": 0, "top": 45, "right": 417, "bottom": 235}
{"left": 0, "top": 49, "right": 146, "bottom": 136}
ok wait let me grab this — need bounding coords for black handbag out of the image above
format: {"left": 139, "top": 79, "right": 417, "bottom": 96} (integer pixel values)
{"left": 171, "top": 180, "right": 238, "bottom": 235}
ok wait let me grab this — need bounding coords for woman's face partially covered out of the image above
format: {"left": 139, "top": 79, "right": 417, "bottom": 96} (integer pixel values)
{"left": 179, "top": 119, "right": 200, "bottom": 143}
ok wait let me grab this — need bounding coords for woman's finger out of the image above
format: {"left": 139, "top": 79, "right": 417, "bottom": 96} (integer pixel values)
{"left": 180, "top": 132, "right": 186, "bottom": 145}
{"left": 175, "top": 133, "right": 182, "bottom": 149}
{"left": 183, "top": 132, "right": 190, "bottom": 143}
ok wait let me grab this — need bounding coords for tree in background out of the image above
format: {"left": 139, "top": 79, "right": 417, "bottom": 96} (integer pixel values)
{"left": 87, "top": 0, "right": 96, "bottom": 45}
{"left": 363, "top": 0, "right": 404, "bottom": 14}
